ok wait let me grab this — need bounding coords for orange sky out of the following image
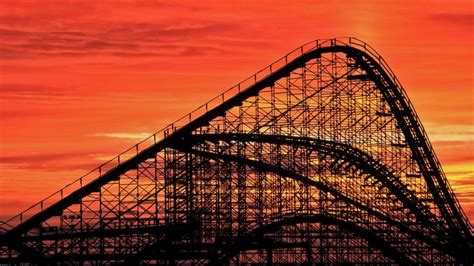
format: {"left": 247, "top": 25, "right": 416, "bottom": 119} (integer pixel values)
{"left": 0, "top": 1, "right": 473, "bottom": 223}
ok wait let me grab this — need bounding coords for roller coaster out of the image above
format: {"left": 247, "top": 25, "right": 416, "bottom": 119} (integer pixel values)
{"left": 0, "top": 37, "right": 472, "bottom": 264}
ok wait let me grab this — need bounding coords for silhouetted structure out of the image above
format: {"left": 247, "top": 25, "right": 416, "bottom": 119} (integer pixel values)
{"left": 0, "top": 38, "right": 472, "bottom": 264}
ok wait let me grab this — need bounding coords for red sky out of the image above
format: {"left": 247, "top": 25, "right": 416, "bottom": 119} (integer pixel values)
{"left": 0, "top": 1, "right": 473, "bottom": 223}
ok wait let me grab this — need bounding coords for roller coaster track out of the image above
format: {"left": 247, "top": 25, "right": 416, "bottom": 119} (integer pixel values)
{"left": 0, "top": 37, "right": 472, "bottom": 264}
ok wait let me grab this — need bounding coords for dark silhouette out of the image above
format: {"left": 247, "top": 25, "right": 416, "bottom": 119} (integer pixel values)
{"left": 0, "top": 38, "right": 472, "bottom": 264}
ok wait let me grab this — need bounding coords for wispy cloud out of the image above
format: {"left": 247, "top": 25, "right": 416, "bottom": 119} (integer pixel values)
{"left": 0, "top": 152, "right": 101, "bottom": 171}
{"left": 429, "top": 13, "right": 474, "bottom": 27}
{"left": 0, "top": 20, "right": 237, "bottom": 60}
{"left": 0, "top": 83, "right": 178, "bottom": 106}
{"left": 93, "top": 132, "right": 152, "bottom": 140}
{"left": 425, "top": 123, "right": 474, "bottom": 142}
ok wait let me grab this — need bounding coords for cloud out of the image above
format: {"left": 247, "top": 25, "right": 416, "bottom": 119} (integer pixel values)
{"left": 0, "top": 83, "right": 52, "bottom": 93}
{"left": 451, "top": 178, "right": 474, "bottom": 186}
{"left": 454, "top": 191, "right": 474, "bottom": 201}
{"left": 0, "top": 83, "right": 97, "bottom": 107}
{"left": 0, "top": 15, "right": 42, "bottom": 27}
{"left": 0, "top": 151, "right": 101, "bottom": 171}
{"left": 424, "top": 123, "right": 474, "bottom": 142}
{"left": 0, "top": 152, "right": 88, "bottom": 163}
{"left": 0, "top": 20, "right": 237, "bottom": 60}
{"left": 93, "top": 132, "right": 152, "bottom": 140}
{"left": 0, "top": 83, "right": 175, "bottom": 107}
{"left": 430, "top": 13, "right": 474, "bottom": 27}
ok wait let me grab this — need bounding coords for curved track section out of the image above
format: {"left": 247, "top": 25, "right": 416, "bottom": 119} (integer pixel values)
{"left": 0, "top": 37, "right": 472, "bottom": 264}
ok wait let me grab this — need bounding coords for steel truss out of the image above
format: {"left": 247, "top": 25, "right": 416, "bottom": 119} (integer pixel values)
{"left": 0, "top": 37, "right": 472, "bottom": 264}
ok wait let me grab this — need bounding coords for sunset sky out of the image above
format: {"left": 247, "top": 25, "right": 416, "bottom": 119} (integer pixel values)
{"left": 0, "top": 1, "right": 473, "bottom": 223}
